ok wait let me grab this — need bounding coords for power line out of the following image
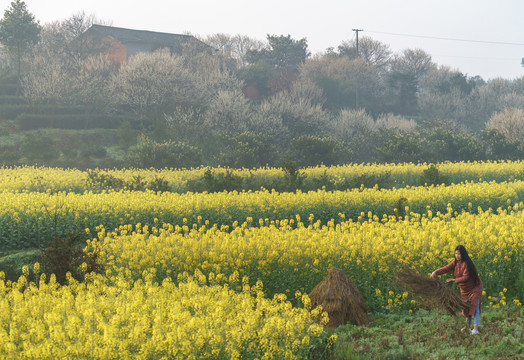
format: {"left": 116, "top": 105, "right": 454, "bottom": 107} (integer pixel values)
{"left": 432, "top": 54, "right": 519, "bottom": 61}
{"left": 366, "top": 30, "right": 524, "bottom": 46}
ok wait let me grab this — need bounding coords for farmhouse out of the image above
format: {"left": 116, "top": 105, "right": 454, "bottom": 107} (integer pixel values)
{"left": 80, "top": 24, "right": 211, "bottom": 64}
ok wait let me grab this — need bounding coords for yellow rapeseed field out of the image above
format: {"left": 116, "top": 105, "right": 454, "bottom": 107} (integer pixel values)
{"left": 95, "top": 204, "right": 523, "bottom": 310}
{"left": 2, "top": 160, "right": 524, "bottom": 193}
{"left": 0, "top": 270, "right": 324, "bottom": 359}
{"left": 0, "top": 162, "right": 522, "bottom": 358}
{"left": 1, "top": 180, "right": 524, "bottom": 248}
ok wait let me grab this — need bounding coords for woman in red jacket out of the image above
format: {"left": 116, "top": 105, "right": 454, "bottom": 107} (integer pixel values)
{"left": 431, "top": 245, "right": 483, "bottom": 335}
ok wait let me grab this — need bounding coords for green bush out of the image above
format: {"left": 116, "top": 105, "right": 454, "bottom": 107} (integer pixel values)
{"left": 86, "top": 170, "right": 126, "bottom": 191}
{"left": 418, "top": 164, "right": 451, "bottom": 186}
{"left": 482, "top": 129, "right": 524, "bottom": 160}
{"left": 86, "top": 169, "right": 172, "bottom": 193}
{"left": 280, "top": 160, "right": 307, "bottom": 191}
{"left": 423, "top": 123, "right": 485, "bottom": 162}
{"left": 148, "top": 176, "right": 172, "bottom": 193}
{"left": 0, "top": 145, "right": 20, "bottom": 165}
{"left": 126, "top": 135, "right": 203, "bottom": 169}
{"left": 21, "top": 131, "right": 59, "bottom": 163}
{"left": 118, "top": 120, "right": 138, "bottom": 150}
{"left": 375, "top": 133, "right": 427, "bottom": 163}
{"left": 219, "top": 132, "right": 278, "bottom": 168}
{"left": 187, "top": 168, "right": 244, "bottom": 193}
{"left": 291, "top": 135, "right": 349, "bottom": 167}
{"left": 79, "top": 144, "right": 107, "bottom": 159}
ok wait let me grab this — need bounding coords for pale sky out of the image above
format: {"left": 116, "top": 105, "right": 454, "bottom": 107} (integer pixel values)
{"left": 7, "top": 0, "right": 524, "bottom": 80}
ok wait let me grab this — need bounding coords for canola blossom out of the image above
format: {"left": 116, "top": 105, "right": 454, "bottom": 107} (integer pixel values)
{"left": 1, "top": 180, "right": 524, "bottom": 249}
{"left": 0, "top": 271, "right": 324, "bottom": 359}
{"left": 0, "top": 163, "right": 523, "bottom": 358}
{"left": 2, "top": 160, "right": 524, "bottom": 193}
{"left": 96, "top": 205, "right": 524, "bottom": 308}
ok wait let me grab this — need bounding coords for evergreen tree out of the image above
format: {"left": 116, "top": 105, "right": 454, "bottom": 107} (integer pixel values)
{"left": 0, "top": 0, "right": 41, "bottom": 83}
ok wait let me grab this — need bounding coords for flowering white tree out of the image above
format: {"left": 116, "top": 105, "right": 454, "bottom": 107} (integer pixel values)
{"left": 22, "top": 53, "right": 73, "bottom": 104}
{"left": 204, "top": 89, "right": 251, "bottom": 135}
{"left": 110, "top": 49, "right": 205, "bottom": 113}
{"left": 329, "top": 109, "right": 375, "bottom": 142}
{"left": 486, "top": 108, "right": 524, "bottom": 143}
{"left": 375, "top": 113, "right": 417, "bottom": 133}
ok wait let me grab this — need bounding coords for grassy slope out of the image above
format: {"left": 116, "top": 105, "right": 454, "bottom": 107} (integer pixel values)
{"left": 0, "top": 248, "right": 40, "bottom": 281}
{"left": 329, "top": 307, "right": 523, "bottom": 360}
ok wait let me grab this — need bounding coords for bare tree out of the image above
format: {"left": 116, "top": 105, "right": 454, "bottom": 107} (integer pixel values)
{"left": 31, "top": 12, "right": 111, "bottom": 65}
{"left": 178, "top": 41, "right": 243, "bottom": 98}
{"left": 338, "top": 36, "right": 392, "bottom": 70}
{"left": 201, "top": 33, "right": 232, "bottom": 53}
{"left": 460, "top": 78, "right": 517, "bottom": 130}
{"left": 390, "top": 48, "right": 436, "bottom": 81}
{"left": 301, "top": 55, "right": 382, "bottom": 110}
{"left": 23, "top": 18, "right": 116, "bottom": 106}
{"left": 60, "top": 12, "right": 112, "bottom": 61}
{"left": 23, "top": 51, "right": 116, "bottom": 107}
{"left": 61, "top": 11, "right": 106, "bottom": 40}
{"left": 231, "top": 34, "right": 265, "bottom": 67}
{"left": 418, "top": 66, "right": 474, "bottom": 122}
{"left": 22, "top": 11, "right": 115, "bottom": 105}
{"left": 201, "top": 33, "right": 265, "bottom": 68}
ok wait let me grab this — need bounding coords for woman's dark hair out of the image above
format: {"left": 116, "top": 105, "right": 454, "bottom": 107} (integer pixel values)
{"left": 455, "top": 245, "right": 480, "bottom": 286}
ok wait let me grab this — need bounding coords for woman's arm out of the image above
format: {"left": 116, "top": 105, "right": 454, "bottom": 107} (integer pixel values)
{"left": 431, "top": 261, "right": 455, "bottom": 278}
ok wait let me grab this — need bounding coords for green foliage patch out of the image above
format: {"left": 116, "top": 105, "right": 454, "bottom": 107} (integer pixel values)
{"left": 322, "top": 307, "right": 524, "bottom": 359}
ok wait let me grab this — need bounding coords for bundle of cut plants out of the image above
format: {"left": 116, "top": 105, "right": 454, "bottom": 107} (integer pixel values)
{"left": 394, "top": 267, "right": 470, "bottom": 316}
{"left": 309, "top": 267, "right": 370, "bottom": 327}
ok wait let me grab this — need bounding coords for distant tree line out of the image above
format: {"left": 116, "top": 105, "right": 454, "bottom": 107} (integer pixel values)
{"left": 1, "top": 1, "right": 524, "bottom": 169}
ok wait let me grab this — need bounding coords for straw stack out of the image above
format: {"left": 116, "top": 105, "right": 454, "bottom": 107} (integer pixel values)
{"left": 394, "top": 267, "right": 470, "bottom": 316}
{"left": 309, "top": 267, "right": 370, "bottom": 327}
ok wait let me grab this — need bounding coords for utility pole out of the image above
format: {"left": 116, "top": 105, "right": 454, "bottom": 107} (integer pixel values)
{"left": 352, "top": 29, "right": 363, "bottom": 108}
{"left": 352, "top": 29, "right": 364, "bottom": 56}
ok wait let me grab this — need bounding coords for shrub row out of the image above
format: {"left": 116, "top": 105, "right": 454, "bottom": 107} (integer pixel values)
{"left": 0, "top": 104, "right": 95, "bottom": 120}
{"left": 16, "top": 113, "right": 139, "bottom": 130}
{"left": 0, "top": 83, "right": 18, "bottom": 96}
{"left": 0, "top": 95, "right": 27, "bottom": 105}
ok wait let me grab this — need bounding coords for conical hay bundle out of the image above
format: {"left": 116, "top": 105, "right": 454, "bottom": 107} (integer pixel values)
{"left": 309, "top": 267, "right": 370, "bottom": 327}
{"left": 394, "top": 267, "right": 471, "bottom": 316}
